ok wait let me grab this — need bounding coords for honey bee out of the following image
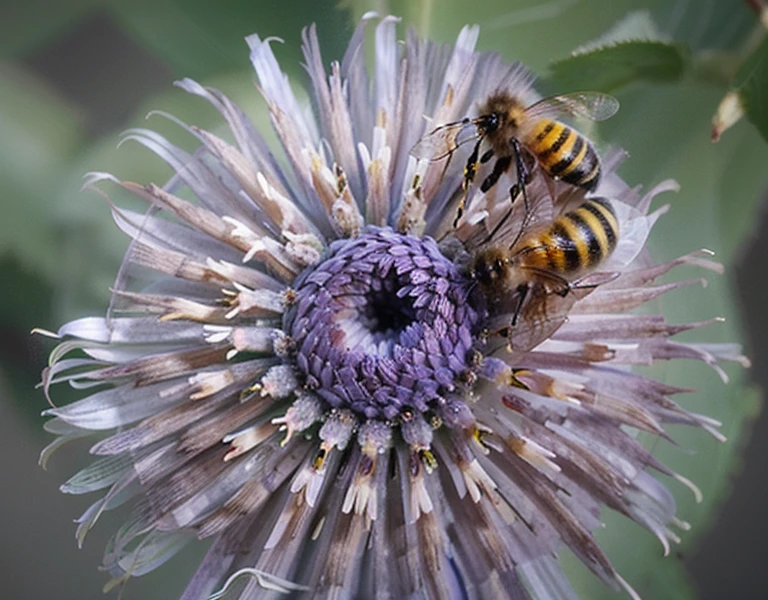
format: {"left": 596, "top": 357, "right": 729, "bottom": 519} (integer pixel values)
{"left": 470, "top": 197, "right": 620, "bottom": 351}
{"left": 411, "top": 91, "right": 619, "bottom": 226}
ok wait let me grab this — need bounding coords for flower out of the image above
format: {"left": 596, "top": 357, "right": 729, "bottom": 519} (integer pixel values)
{"left": 40, "top": 14, "right": 747, "bottom": 600}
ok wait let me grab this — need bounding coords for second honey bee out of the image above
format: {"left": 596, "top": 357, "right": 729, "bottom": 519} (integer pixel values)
{"left": 470, "top": 197, "right": 619, "bottom": 349}
{"left": 411, "top": 91, "right": 619, "bottom": 225}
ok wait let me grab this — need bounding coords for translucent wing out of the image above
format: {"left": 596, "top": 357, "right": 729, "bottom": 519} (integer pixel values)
{"left": 410, "top": 119, "right": 480, "bottom": 161}
{"left": 524, "top": 91, "right": 620, "bottom": 122}
{"left": 601, "top": 200, "right": 666, "bottom": 271}
{"left": 484, "top": 291, "right": 574, "bottom": 355}
{"left": 488, "top": 273, "right": 613, "bottom": 355}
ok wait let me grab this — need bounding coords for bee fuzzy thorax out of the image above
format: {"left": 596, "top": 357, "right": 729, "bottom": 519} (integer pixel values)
{"left": 478, "top": 91, "right": 528, "bottom": 140}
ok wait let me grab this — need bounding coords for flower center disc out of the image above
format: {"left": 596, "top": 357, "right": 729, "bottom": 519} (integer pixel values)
{"left": 284, "top": 227, "right": 479, "bottom": 420}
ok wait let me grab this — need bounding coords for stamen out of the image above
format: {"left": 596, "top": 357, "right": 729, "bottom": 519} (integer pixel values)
{"left": 509, "top": 435, "right": 561, "bottom": 474}
{"left": 271, "top": 392, "right": 324, "bottom": 445}
{"left": 461, "top": 458, "right": 497, "bottom": 503}
{"left": 408, "top": 450, "right": 434, "bottom": 521}
{"left": 318, "top": 410, "right": 357, "bottom": 454}
{"left": 672, "top": 472, "right": 703, "bottom": 504}
{"left": 259, "top": 365, "right": 299, "bottom": 400}
{"left": 188, "top": 370, "right": 236, "bottom": 400}
{"left": 222, "top": 422, "right": 279, "bottom": 461}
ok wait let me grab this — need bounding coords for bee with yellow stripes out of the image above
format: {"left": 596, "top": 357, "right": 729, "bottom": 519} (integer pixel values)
{"left": 469, "top": 197, "right": 620, "bottom": 350}
{"left": 411, "top": 91, "right": 619, "bottom": 226}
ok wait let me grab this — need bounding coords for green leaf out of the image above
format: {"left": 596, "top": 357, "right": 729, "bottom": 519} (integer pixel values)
{"left": 545, "top": 40, "right": 689, "bottom": 93}
{"left": 542, "top": 10, "right": 689, "bottom": 93}
{"left": 734, "top": 36, "right": 768, "bottom": 143}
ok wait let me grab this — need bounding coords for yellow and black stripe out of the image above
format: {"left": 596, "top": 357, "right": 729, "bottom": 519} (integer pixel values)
{"left": 524, "top": 119, "right": 601, "bottom": 191}
{"left": 522, "top": 198, "right": 618, "bottom": 277}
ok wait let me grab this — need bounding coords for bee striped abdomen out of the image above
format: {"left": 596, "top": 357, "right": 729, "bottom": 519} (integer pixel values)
{"left": 526, "top": 120, "right": 570, "bottom": 164}
{"left": 518, "top": 198, "right": 618, "bottom": 279}
{"left": 516, "top": 228, "right": 575, "bottom": 275}
{"left": 525, "top": 119, "right": 601, "bottom": 190}
{"left": 558, "top": 141, "right": 600, "bottom": 190}
{"left": 580, "top": 197, "right": 618, "bottom": 257}
{"left": 563, "top": 198, "right": 618, "bottom": 272}
{"left": 547, "top": 222, "right": 582, "bottom": 273}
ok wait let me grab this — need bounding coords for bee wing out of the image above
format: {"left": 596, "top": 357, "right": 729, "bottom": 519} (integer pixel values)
{"left": 524, "top": 92, "right": 620, "bottom": 123}
{"left": 410, "top": 119, "right": 480, "bottom": 161}
{"left": 513, "top": 292, "right": 578, "bottom": 353}
{"left": 601, "top": 200, "right": 668, "bottom": 271}
{"left": 488, "top": 273, "right": 614, "bottom": 354}
{"left": 485, "top": 289, "right": 575, "bottom": 355}
{"left": 572, "top": 271, "right": 621, "bottom": 290}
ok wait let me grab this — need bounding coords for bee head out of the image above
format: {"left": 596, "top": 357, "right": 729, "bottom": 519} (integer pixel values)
{"left": 478, "top": 91, "right": 526, "bottom": 134}
{"left": 470, "top": 248, "right": 507, "bottom": 288}
{"left": 480, "top": 112, "right": 500, "bottom": 134}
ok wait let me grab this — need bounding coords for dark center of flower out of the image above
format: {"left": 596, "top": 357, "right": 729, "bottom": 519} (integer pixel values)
{"left": 284, "top": 227, "right": 479, "bottom": 420}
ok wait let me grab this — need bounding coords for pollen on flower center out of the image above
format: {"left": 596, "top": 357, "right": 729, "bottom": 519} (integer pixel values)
{"left": 283, "top": 226, "right": 480, "bottom": 420}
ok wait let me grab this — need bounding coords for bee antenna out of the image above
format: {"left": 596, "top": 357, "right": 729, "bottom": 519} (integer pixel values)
{"left": 483, "top": 203, "right": 512, "bottom": 245}
{"left": 466, "top": 278, "right": 479, "bottom": 299}
{"left": 506, "top": 185, "right": 535, "bottom": 250}
{"left": 480, "top": 180, "right": 530, "bottom": 248}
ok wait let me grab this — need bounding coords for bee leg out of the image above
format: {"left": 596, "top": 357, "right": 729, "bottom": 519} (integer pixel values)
{"left": 480, "top": 154, "right": 513, "bottom": 194}
{"left": 463, "top": 139, "right": 482, "bottom": 189}
{"left": 573, "top": 271, "right": 620, "bottom": 290}
{"left": 510, "top": 137, "right": 531, "bottom": 215}
{"left": 480, "top": 148, "right": 494, "bottom": 164}
{"left": 453, "top": 138, "right": 484, "bottom": 228}
{"left": 511, "top": 284, "right": 530, "bottom": 327}
{"left": 483, "top": 183, "right": 518, "bottom": 243}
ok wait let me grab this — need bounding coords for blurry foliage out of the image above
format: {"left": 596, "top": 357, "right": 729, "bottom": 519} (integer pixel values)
{"left": 108, "top": 0, "right": 352, "bottom": 81}
{"left": 733, "top": 35, "right": 768, "bottom": 141}
{"left": 2, "top": 0, "right": 768, "bottom": 599}
{"left": 0, "top": 64, "right": 84, "bottom": 285}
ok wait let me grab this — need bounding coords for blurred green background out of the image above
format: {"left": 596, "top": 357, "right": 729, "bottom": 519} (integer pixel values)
{"left": 1, "top": 0, "right": 766, "bottom": 598}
